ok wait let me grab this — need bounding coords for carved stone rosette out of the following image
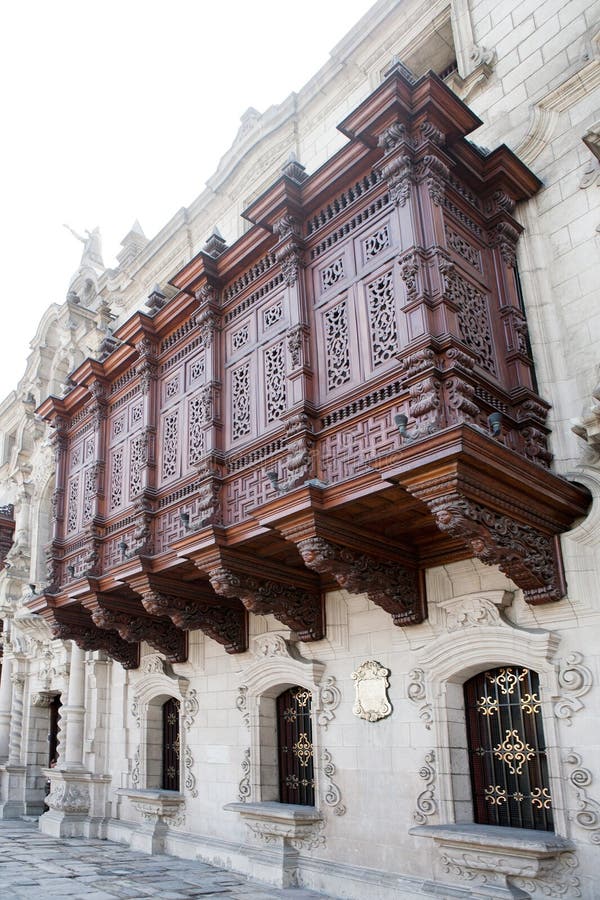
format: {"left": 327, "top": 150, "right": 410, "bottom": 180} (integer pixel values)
{"left": 297, "top": 536, "right": 424, "bottom": 625}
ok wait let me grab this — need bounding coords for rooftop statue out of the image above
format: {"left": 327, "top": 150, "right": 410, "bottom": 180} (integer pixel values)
{"left": 63, "top": 224, "right": 104, "bottom": 270}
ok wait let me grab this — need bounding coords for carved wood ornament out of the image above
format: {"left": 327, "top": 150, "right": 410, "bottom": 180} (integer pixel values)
{"left": 29, "top": 64, "right": 590, "bottom": 666}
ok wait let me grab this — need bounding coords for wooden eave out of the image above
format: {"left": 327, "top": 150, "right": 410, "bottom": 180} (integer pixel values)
{"left": 112, "top": 310, "right": 155, "bottom": 345}
{"left": 242, "top": 174, "right": 304, "bottom": 230}
{"left": 372, "top": 425, "right": 590, "bottom": 531}
{"left": 300, "top": 141, "right": 382, "bottom": 219}
{"left": 338, "top": 68, "right": 482, "bottom": 147}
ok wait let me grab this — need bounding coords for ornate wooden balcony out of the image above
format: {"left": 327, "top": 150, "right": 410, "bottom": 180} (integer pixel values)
{"left": 28, "top": 64, "right": 590, "bottom": 666}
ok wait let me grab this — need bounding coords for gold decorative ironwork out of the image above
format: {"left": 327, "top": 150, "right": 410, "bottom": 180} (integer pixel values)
{"left": 477, "top": 695, "right": 498, "bottom": 716}
{"left": 520, "top": 692, "right": 541, "bottom": 715}
{"left": 283, "top": 706, "right": 297, "bottom": 723}
{"left": 293, "top": 732, "right": 313, "bottom": 767}
{"left": 486, "top": 667, "right": 528, "bottom": 695}
{"left": 493, "top": 729, "right": 535, "bottom": 775}
{"left": 167, "top": 712, "right": 177, "bottom": 725}
{"left": 292, "top": 688, "right": 311, "bottom": 708}
{"left": 167, "top": 766, "right": 176, "bottom": 779}
{"left": 531, "top": 787, "right": 552, "bottom": 809}
{"left": 512, "top": 791, "right": 524, "bottom": 802}
{"left": 485, "top": 785, "right": 507, "bottom": 805}
{"left": 173, "top": 734, "right": 180, "bottom": 759}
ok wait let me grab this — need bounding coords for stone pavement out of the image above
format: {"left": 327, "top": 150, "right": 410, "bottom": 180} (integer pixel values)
{"left": 0, "top": 819, "right": 330, "bottom": 899}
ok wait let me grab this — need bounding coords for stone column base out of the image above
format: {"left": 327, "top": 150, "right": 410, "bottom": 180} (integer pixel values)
{"left": 0, "top": 765, "right": 26, "bottom": 819}
{"left": 225, "top": 801, "right": 324, "bottom": 888}
{"left": 39, "top": 769, "right": 92, "bottom": 837}
{"left": 117, "top": 789, "right": 186, "bottom": 854}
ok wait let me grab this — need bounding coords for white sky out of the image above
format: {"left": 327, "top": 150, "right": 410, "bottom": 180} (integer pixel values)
{"left": 0, "top": 0, "right": 376, "bottom": 403}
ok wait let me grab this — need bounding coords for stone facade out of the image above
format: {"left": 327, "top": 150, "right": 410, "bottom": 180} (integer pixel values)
{"left": 0, "top": 2, "right": 599, "bottom": 899}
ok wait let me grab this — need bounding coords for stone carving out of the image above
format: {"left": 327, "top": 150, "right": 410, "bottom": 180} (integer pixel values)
{"left": 141, "top": 654, "right": 167, "bottom": 676}
{"left": 184, "top": 745, "right": 198, "bottom": 798}
{"left": 554, "top": 652, "right": 592, "bottom": 725}
{"left": 424, "top": 491, "right": 564, "bottom": 605}
{"left": 513, "top": 852, "right": 581, "bottom": 898}
{"left": 131, "top": 747, "right": 140, "bottom": 786}
{"left": 407, "top": 668, "right": 432, "bottom": 731}
{"left": 182, "top": 689, "right": 199, "bottom": 731}
{"left": 209, "top": 567, "right": 324, "bottom": 642}
{"left": 564, "top": 752, "right": 600, "bottom": 843}
{"left": 442, "top": 596, "right": 501, "bottom": 632}
{"left": 46, "top": 781, "right": 90, "bottom": 814}
{"left": 131, "top": 695, "right": 140, "bottom": 728}
{"left": 132, "top": 799, "right": 185, "bottom": 829}
{"left": 322, "top": 749, "right": 345, "bottom": 815}
{"left": 238, "top": 748, "right": 251, "bottom": 802}
{"left": 253, "top": 633, "right": 289, "bottom": 658}
{"left": 236, "top": 685, "right": 249, "bottom": 728}
{"left": 351, "top": 660, "right": 392, "bottom": 722}
{"left": 413, "top": 750, "right": 436, "bottom": 824}
{"left": 30, "top": 691, "right": 55, "bottom": 707}
{"left": 317, "top": 675, "right": 341, "bottom": 728}
{"left": 247, "top": 818, "right": 325, "bottom": 851}
{"left": 297, "top": 537, "right": 424, "bottom": 626}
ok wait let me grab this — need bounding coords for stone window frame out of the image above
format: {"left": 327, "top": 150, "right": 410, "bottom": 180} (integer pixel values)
{"left": 130, "top": 659, "right": 191, "bottom": 795}
{"left": 413, "top": 603, "right": 569, "bottom": 837}
{"left": 239, "top": 634, "right": 329, "bottom": 809}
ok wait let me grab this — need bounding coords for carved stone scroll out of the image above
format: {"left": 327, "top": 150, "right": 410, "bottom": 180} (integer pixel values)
{"left": 554, "top": 652, "right": 593, "bottom": 725}
{"left": 139, "top": 589, "right": 247, "bottom": 654}
{"left": 413, "top": 750, "right": 437, "bottom": 824}
{"left": 297, "top": 537, "right": 425, "bottom": 626}
{"left": 208, "top": 566, "right": 324, "bottom": 642}
{"left": 564, "top": 752, "right": 600, "bottom": 844}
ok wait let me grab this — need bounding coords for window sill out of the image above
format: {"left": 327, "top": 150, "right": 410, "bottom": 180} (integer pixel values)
{"left": 410, "top": 823, "right": 575, "bottom": 894}
{"left": 225, "top": 801, "right": 323, "bottom": 848}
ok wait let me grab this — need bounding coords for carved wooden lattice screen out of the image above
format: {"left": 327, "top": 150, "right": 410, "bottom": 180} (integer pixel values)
{"left": 464, "top": 667, "right": 553, "bottom": 831}
{"left": 162, "top": 697, "right": 180, "bottom": 791}
{"left": 277, "top": 686, "right": 315, "bottom": 806}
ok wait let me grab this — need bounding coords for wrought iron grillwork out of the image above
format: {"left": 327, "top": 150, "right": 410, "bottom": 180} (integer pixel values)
{"left": 162, "top": 697, "right": 180, "bottom": 791}
{"left": 464, "top": 667, "right": 553, "bottom": 831}
{"left": 277, "top": 686, "right": 315, "bottom": 806}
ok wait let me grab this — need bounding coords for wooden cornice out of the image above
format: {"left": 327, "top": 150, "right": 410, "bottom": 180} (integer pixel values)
{"left": 25, "top": 592, "right": 140, "bottom": 669}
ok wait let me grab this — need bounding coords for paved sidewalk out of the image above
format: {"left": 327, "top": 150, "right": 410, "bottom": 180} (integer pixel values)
{"left": 0, "top": 819, "right": 329, "bottom": 899}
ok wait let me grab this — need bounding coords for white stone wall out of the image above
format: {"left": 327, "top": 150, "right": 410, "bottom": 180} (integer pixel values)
{"left": 0, "top": 1, "right": 599, "bottom": 897}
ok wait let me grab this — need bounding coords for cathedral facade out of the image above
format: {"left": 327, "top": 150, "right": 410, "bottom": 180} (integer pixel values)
{"left": 1, "top": 2, "right": 599, "bottom": 898}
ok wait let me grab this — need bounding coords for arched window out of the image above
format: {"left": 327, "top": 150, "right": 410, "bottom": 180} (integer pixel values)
{"left": 464, "top": 666, "right": 553, "bottom": 831}
{"left": 276, "top": 686, "right": 315, "bottom": 806}
{"left": 161, "top": 697, "right": 180, "bottom": 791}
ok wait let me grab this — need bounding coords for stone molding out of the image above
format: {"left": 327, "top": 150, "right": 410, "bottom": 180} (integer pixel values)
{"left": 554, "top": 652, "right": 592, "bottom": 726}
{"left": 118, "top": 788, "right": 186, "bottom": 853}
{"left": 516, "top": 30, "right": 600, "bottom": 167}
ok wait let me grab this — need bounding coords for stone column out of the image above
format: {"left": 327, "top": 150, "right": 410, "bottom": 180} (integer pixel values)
{"left": 61, "top": 642, "right": 86, "bottom": 771}
{"left": 7, "top": 672, "right": 25, "bottom": 765}
{"left": 0, "top": 656, "right": 13, "bottom": 762}
{"left": 0, "top": 666, "right": 27, "bottom": 818}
